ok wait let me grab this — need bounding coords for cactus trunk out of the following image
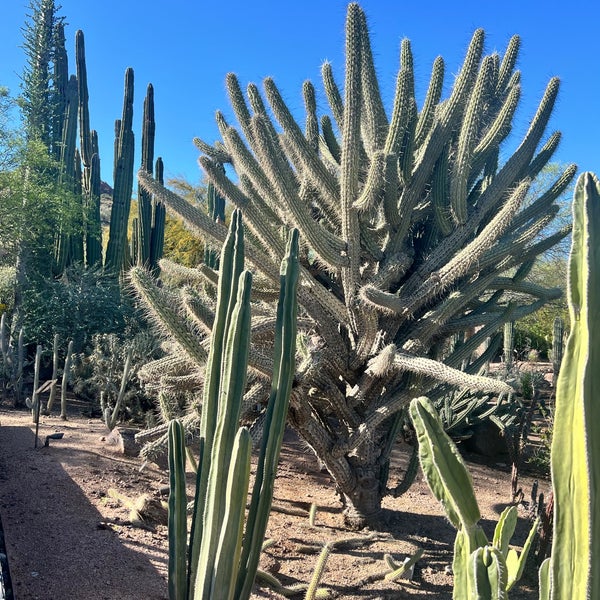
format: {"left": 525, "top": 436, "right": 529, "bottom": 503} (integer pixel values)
{"left": 549, "top": 172, "right": 600, "bottom": 598}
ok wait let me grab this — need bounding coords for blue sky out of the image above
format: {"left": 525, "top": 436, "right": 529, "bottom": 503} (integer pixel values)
{"left": 1, "top": 0, "right": 598, "bottom": 187}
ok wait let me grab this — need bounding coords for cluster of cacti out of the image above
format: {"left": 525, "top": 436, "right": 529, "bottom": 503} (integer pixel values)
{"left": 542, "top": 172, "right": 600, "bottom": 598}
{"left": 34, "top": 24, "right": 166, "bottom": 275}
{"left": 0, "top": 313, "right": 24, "bottom": 405}
{"left": 166, "top": 211, "right": 299, "bottom": 600}
{"left": 136, "top": 3, "right": 573, "bottom": 523}
{"left": 410, "top": 396, "right": 538, "bottom": 597}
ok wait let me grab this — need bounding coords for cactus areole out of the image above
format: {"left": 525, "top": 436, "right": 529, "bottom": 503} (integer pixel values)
{"left": 139, "top": 3, "right": 573, "bottom": 526}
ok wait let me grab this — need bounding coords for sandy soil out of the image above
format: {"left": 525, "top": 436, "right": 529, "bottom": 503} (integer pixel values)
{"left": 0, "top": 399, "right": 549, "bottom": 600}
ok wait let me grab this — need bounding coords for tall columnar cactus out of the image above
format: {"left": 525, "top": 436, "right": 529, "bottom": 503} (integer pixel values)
{"left": 133, "top": 84, "right": 165, "bottom": 272}
{"left": 164, "top": 211, "right": 299, "bottom": 600}
{"left": 409, "top": 396, "right": 537, "bottom": 598}
{"left": 543, "top": 172, "right": 600, "bottom": 599}
{"left": 204, "top": 172, "right": 227, "bottom": 269}
{"left": 551, "top": 315, "right": 564, "bottom": 382}
{"left": 137, "top": 3, "right": 574, "bottom": 524}
{"left": 105, "top": 68, "right": 135, "bottom": 273}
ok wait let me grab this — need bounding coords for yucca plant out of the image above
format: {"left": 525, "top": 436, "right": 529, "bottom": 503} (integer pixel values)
{"left": 137, "top": 3, "right": 574, "bottom": 525}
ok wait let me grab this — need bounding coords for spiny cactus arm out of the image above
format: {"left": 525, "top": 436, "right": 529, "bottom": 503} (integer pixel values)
{"left": 383, "top": 38, "right": 415, "bottom": 158}
{"left": 368, "top": 346, "right": 512, "bottom": 395}
{"left": 512, "top": 164, "right": 577, "bottom": 232}
{"left": 356, "top": 8, "right": 387, "bottom": 153}
{"left": 303, "top": 80, "right": 319, "bottom": 152}
{"left": 321, "top": 61, "right": 344, "bottom": 131}
{"left": 399, "top": 179, "right": 529, "bottom": 316}
{"left": 400, "top": 270, "right": 500, "bottom": 353}
{"left": 524, "top": 131, "right": 561, "bottom": 182}
{"left": 138, "top": 169, "right": 282, "bottom": 282}
{"left": 167, "top": 420, "right": 188, "bottom": 600}
{"left": 339, "top": 2, "right": 363, "bottom": 307}
{"left": 551, "top": 172, "right": 600, "bottom": 598}
{"left": 319, "top": 114, "right": 341, "bottom": 166}
{"left": 181, "top": 286, "right": 215, "bottom": 335}
{"left": 473, "top": 77, "right": 560, "bottom": 222}
{"left": 414, "top": 56, "right": 444, "bottom": 149}
{"left": 353, "top": 150, "right": 387, "bottom": 213}
{"left": 192, "top": 136, "right": 231, "bottom": 163}
{"left": 469, "top": 85, "right": 521, "bottom": 179}
{"left": 488, "top": 277, "right": 562, "bottom": 300}
{"left": 450, "top": 55, "right": 496, "bottom": 224}
{"left": 222, "top": 128, "right": 287, "bottom": 230}
{"left": 249, "top": 114, "right": 347, "bottom": 270}
{"left": 362, "top": 180, "right": 528, "bottom": 317}
{"left": 392, "top": 29, "right": 484, "bottom": 240}
{"left": 129, "top": 267, "right": 208, "bottom": 365}
{"left": 496, "top": 35, "right": 520, "bottom": 94}
{"left": 225, "top": 72, "right": 254, "bottom": 146}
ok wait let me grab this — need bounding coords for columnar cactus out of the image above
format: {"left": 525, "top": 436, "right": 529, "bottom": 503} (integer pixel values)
{"left": 138, "top": 3, "right": 574, "bottom": 524}
{"left": 132, "top": 84, "right": 165, "bottom": 272}
{"left": 105, "top": 68, "right": 135, "bottom": 273}
{"left": 544, "top": 172, "right": 600, "bottom": 599}
{"left": 165, "top": 211, "right": 299, "bottom": 600}
{"left": 204, "top": 173, "right": 226, "bottom": 269}
{"left": 504, "top": 321, "right": 515, "bottom": 369}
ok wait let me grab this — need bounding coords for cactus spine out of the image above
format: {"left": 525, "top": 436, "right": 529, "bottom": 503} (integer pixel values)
{"left": 546, "top": 172, "right": 600, "bottom": 598}
{"left": 166, "top": 212, "right": 299, "bottom": 600}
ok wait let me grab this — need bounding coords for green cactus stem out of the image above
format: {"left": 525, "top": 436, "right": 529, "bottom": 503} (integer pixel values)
{"left": 165, "top": 213, "right": 299, "bottom": 600}
{"left": 105, "top": 68, "right": 135, "bottom": 273}
{"left": 548, "top": 172, "right": 600, "bottom": 598}
{"left": 409, "top": 396, "right": 537, "bottom": 598}
{"left": 60, "top": 340, "right": 73, "bottom": 420}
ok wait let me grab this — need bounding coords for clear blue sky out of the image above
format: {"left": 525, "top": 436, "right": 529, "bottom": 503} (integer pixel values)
{"left": 1, "top": 0, "right": 598, "bottom": 187}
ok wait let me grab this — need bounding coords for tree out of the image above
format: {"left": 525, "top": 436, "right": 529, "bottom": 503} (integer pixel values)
{"left": 135, "top": 4, "right": 573, "bottom": 526}
{"left": 21, "top": 0, "right": 65, "bottom": 150}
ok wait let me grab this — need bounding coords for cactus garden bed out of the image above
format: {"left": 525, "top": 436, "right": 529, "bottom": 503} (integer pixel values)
{"left": 0, "top": 398, "right": 547, "bottom": 599}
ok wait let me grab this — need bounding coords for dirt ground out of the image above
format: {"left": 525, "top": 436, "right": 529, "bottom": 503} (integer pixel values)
{"left": 0, "top": 398, "right": 549, "bottom": 600}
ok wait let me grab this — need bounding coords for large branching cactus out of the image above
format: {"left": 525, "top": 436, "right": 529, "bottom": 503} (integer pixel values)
{"left": 137, "top": 3, "right": 574, "bottom": 525}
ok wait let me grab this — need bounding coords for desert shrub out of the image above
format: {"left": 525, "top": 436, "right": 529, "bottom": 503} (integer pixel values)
{"left": 72, "top": 330, "right": 163, "bottom": 425}
{"left": 19, "top": 263, "right": 139, "bottom": 353}
{"left": 0, "top": 265, "right": 16, "bottom": 315}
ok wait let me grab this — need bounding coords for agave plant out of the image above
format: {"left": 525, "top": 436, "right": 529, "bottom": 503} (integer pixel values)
{"left": 136, "top": 3, "right": 574, "bottom": 526}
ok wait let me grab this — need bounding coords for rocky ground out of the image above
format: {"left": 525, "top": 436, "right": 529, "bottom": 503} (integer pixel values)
{"left": 0, "top": 396, "right": 550, "bottom": 600}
